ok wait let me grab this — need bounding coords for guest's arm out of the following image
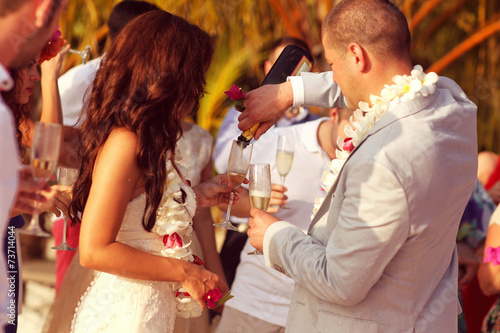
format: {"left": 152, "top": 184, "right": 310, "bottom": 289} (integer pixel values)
{"left": 193, "top": 160, "right": 228, "bottom": 287}
{"left": 478, "top": 222, "right": 500, "bottom": 296}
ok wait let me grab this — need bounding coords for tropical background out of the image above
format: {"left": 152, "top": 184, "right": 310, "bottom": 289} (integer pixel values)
{"left": 58, "top": 0, "right": 500, "bottom": 153}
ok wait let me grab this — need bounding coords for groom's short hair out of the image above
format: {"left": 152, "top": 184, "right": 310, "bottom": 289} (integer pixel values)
{"left": 322, "top": 0, "right": 411, "bottom": 59}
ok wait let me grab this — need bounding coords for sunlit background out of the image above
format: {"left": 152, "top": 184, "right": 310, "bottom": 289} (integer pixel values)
{"left": 57, "top": 0, "right": 500, "bottom": 152}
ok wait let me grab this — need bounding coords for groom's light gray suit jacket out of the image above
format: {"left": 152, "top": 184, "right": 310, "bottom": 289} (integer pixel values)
{"left": 263, "top": 73, "right": 477, "bottom": 332}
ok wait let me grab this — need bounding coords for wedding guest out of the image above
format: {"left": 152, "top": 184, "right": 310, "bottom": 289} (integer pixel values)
{"left": 459, "top": 151, "right": 500, "bottom": 332}
{"left": 1, "top": 35, "right": 70, "bottom": 333}
{"left": 69, "top": 10, "right": 231, "bottom": 332}
{"left": 242, "top": 0, "right": 477, "bottom": 331}
{"left": 213, "top": 37, "right": 318, "bottom": 289}
{"left": 58, "top": 0, "right": 161, "bottom": 127}
{"left": 457, "top": 180, "right": 498, "bottom": 332}
{"left": 0, "top": 0, "right": 66, "bottom": 327}
{"left": 478, "top": 206, "right": 500, "bottom": 332}
{"left": 216, "top": 107, "right": 352, "bottom": 333}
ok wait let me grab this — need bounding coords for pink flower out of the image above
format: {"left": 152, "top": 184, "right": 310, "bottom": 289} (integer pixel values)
{"left": 484, "top": 246, "right": 500, "bottom": 266}
{"left": 204, "top": 288, "right": 222, "bottom": 309}
{"left": 342, "top": 138, "right": 355, "bottom": 153}
{"left": 163, "top": 233, "right": 183, "bottom": 248}
{"left": 224, "top": 85, "right": 246, "bottom": 100}
{"left": 192, "top": 255, "right": 205, "bottom": 267}
{"left": 176, "top": 291, "right": 190, "bottom": 297}
{"left": 50, "top": 27, "right": 62, "bottom": 42}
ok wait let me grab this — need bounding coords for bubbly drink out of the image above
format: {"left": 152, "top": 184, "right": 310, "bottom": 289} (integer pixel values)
{"left": 228, "top": 172, "right": 246, "bottom": 188}
{"left": 276, "top": 151, "right": 294, "bottom": 177}
{"left": 32, "top": 158, "right": 56, "bottom": 180}
{"left": 250, "top": 190, "right": 271, "bottom": 211}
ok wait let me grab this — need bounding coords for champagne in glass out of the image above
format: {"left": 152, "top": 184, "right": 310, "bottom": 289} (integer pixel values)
{"left": 19, "top": 122, "right": 62, "bottom": 237}
{"left": 214, "top": 140, "right": 253, "bottom": 231}
{"left": 52, "top": 168, "right": 78, "bottom": 251}
{"left": 276, "top": 135, "right": 294, "bottom": 209}
{"left": 247, "top": 164, "right": 271, "bottom": 255}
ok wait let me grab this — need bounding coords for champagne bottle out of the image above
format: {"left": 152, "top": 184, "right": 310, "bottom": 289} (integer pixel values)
{"left": 237, "top": 45, "right": 314, "bottom": 144}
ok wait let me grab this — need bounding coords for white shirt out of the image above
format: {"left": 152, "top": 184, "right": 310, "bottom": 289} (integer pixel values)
{"left": 58, "top": 57, "right": 102, "bottom": 126}
{"left": 0, "top": 64, "right": 19, "bottom": 326}
{"left": 226, "top": 118, "right": 331, "bottom": 326}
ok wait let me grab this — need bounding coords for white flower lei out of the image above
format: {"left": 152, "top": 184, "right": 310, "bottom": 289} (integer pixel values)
{"left": 152, "top": 151, "right": 202, "bottom": 318}
{"left": 311, "top": 65, "right": 439, "bottom": 219}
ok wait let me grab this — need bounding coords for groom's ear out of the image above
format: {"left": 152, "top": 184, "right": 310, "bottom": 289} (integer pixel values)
{"left": 347, "top": 42, "right": 367, "bottom": 74}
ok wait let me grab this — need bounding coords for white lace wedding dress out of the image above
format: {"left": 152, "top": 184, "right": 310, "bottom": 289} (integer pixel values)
{"left": 70, "top": 191, "right": 178, "bottom": 332}
{"left": 71, "top": 123, "right": 211, "bottom": 333}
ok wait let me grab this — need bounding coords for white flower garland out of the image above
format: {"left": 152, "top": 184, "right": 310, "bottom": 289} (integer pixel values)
{"left": 311, "top": 65, "right": 439, "bottom": 219}
{"left": 152, "top": 151, "right": 202, "bottom": 318}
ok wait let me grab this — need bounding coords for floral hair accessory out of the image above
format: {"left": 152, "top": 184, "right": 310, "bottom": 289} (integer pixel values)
{"left": 203, "top": 288, "right": 233, "bottom": 309}
{"left": 224, "top": 84, "right": 246, "bottom": 111}
{"left": 483, "top": 246, "right": 500, "bottom": 266}
{"left": 39, "top": 27, "right": 65, "bottom": 64}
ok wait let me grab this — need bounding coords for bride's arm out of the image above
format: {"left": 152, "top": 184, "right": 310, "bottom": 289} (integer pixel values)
{"left": 78, "top": 128, "right": 226, "bottom": 307}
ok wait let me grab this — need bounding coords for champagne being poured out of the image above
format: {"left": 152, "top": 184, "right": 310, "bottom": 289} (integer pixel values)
{"left": 237, "top": 44, "right": 314, "bottom": 145}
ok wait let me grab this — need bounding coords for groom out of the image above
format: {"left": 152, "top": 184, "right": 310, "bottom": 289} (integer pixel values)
{"left": 242, "top": 0, "right": 477, "bottom": 332}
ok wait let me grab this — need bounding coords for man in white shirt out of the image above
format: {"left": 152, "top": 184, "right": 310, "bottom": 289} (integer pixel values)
{"left": 216, "top": 107, "right": 352, "bottom": 332}
{"left": 0, "top": 0, "right": 66, "bottom": 326}
{"left": 58, "top": 1, "right": 161, "bottom": 127}
{"left": 240, "top": 0, "right": 477, "bottom": 331}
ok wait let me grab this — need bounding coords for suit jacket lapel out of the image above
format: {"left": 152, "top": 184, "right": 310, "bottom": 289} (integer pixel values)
{"left": 308, "top": 91, "right": 440, "bottom": 232}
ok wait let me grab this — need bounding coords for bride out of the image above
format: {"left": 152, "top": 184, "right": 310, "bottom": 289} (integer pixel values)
{"left": 69, "top": 11, "right": 232, "bottom": 332}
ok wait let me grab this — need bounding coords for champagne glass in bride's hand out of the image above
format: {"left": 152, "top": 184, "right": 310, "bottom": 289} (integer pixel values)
{"left": 247, "top": 164, "right": 271, "bottom": 255}
{"left": 214, "top": 140, "right": 253, "bottom": 231}
{"left": 52, "top": 168, "right": 78, "bottom": 251}
{"left": 19, "top": 122, "right": 62, "bottom": 237}
{"left": 276, "top": 135, "right": 293, "bottom": 209}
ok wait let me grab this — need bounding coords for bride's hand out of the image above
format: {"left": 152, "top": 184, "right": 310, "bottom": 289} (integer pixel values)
{"left": 180, "top": 262, "right": 228, "bottom": 309}
{"left": 193, "top": 174, "right": 247, "bottom": 207}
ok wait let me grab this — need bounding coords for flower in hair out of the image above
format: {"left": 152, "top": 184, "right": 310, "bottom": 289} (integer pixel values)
{"left": 39, "top": 27, "right": 65, "bottom": 64}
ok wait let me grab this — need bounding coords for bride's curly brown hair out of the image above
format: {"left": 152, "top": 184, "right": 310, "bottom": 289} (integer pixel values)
{"left": 69, "top": 10, "right": 213, "bottom": 231}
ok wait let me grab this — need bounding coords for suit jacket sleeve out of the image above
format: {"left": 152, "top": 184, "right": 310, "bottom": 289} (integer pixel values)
{"left": 263, "top": 159, "right": 410, "bottom": 306}
{"left": 292, "top": 71, "right": 348, "bottom": 108}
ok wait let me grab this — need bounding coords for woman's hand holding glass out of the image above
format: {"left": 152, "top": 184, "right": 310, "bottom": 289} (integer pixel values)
{"left": 214, "top": 140, "right": 253, "bottom": 231}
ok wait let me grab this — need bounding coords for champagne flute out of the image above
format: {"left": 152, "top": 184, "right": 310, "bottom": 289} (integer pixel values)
{"left": 51, "top": 168, "right": 78, "bottom": 251}
{"left": 214, "top": 140, "right": 253, "bottom": 231}
{"left": 69, "top": 45, "right": 90, "bottom": 64}
{"left": 19, "top": 122, "right": 62, "bottom": 237}
{"left": 247, "top": 164, "right": 271, "bottom": 255}
{"left": 276, "top": 135, "right": 294, "bottom": 209}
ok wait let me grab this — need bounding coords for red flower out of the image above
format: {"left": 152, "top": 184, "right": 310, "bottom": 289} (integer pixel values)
{"left": 39, "top": 37, "right": 65, "bottom": 64}
{"left": 192, "top": 255, "right": 205, "bottom": 267}
{"left": 203, "top": 288, "right": 222, "bottom": 309}
{"left": 176, "top": 291, "right": 190, "bottom": 297}
{"left": 163, "top": 233, "right": 183, "bottom": 248}
{"left": 224, "top": 85, "right": 246, "bottom": 100}
{"left": 342, "top": 138, "right": 355, "bottom": 153}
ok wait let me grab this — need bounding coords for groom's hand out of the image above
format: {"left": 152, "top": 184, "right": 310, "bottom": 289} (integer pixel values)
{"left": 247, "top": 207, "right": 281, "bottom": 251}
